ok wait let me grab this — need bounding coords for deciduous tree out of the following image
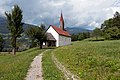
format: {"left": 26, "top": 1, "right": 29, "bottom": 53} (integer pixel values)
{"left": 5, "top": 5, "right": 23, "bottom": 55}
{"left": 93, "top": 28, "right": 102, "bottom": 40}
{"left": 26, "top": 26, "right": 37, "bottom": 48}
{"left": 26, "top": 24, "right": 47, "bottom": 49}
{"left": 101, "top": 11, "right": 120, "bottom": 39}
{"left": 35, "top": 24, "right": 47, "bottom": 49}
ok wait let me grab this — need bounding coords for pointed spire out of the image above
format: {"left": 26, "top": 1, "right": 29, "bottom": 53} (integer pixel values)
{"left": 60, "top": 11, "right": 64, "bottom": 30}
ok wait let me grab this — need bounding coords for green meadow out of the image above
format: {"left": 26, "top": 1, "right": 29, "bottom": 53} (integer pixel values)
{"left": 52, "top": 40, "right": 120, "bottom": 80}
{"left": 0, "top": 48, "right": 44, "bottom": 80}
{"left": 0, "top": 40, "right": 120, "bottom": 80}
{"left": 42, "top": 49, "right": 65, "bottom": 80}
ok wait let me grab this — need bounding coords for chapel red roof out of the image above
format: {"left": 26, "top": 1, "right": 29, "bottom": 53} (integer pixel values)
{"left": 50, "top": 25, "right": 71, "bottom": 37}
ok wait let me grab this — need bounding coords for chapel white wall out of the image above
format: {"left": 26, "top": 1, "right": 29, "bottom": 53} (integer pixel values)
{"left": 59, "top": 35, "right": 71, "bottom": 46}
{"left": 46, "top": 26, "right": 59, "bottom": 47}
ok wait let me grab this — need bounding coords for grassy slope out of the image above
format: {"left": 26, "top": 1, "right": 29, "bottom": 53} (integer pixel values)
{"left": 0, "top": 48, "right": 44, "bottom": 80}
{"left": 53, "top": 40, "right": 120, "bottom": 80}
{"left": 42, "top": 49, "right": 65, "bottom": 80}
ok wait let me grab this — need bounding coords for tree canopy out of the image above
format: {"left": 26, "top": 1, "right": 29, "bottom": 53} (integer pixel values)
{"left": 26, "top": 26, "right": 37, "bottom": 48}
{"left": 71, "top": 32, "right": 90, "bottom": 41}
{"left": 101, "top": 11, "right": 120, "bottom": 39}
{"left": 26, "top": 24, "right": 47, "bottom": 49}
{"left": 93, "top": 28, "right": 102, "bottom": 40}
{"left": 35, "top": 24, "right": 47, "bottom": 49}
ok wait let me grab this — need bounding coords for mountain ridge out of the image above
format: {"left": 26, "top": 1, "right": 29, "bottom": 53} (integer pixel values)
{"left": 0, "top": 16, "right": 92, "bottom": 34}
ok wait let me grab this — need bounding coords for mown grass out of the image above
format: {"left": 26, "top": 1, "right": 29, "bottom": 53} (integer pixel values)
{"left": 0, "top": 48, "right": 44, "bottom": 80}
{"left": 42, "top": 49, "right": 65, "bottom": 80}
{"left": 53, "top": 40, "right": 120, "bottom": 80}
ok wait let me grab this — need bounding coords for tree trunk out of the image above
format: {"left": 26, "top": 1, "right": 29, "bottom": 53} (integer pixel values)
{"left": 12, "top": 37, "right": 16, "bottom": 55}
{"left": 39, "top": 41, "right": 42, "bottom": 49}
{"left": 12, "top": 47, "right": 16, "bottom": 55}
{"left": 31, "top": 39, "right": 36, "bottom": 48}
{"left": 31, "top": 39, "right": 34, "bottom": 48}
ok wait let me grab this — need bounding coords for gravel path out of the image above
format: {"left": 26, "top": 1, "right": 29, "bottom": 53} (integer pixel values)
{"left": 52, "top": 53, "right": 80, "bottom": 80}
{"left": 25, "top": 50, "right": 47, "bottom": 80}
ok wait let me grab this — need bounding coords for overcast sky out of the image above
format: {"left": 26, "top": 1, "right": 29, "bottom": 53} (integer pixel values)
{"left": 0, "top": 0, "right": 120, "bottom": 30}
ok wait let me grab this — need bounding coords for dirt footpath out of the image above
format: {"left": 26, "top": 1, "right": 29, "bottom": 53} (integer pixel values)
{"left": 25, "top": 51, "right": 46, "bottom": 80}
{"left": 52, "top": 53, "right": 80, "bottom": 80}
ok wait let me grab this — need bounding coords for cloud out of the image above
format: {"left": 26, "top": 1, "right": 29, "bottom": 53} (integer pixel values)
{"left": 0, "top": 0, "right": 119, "bottom": 29}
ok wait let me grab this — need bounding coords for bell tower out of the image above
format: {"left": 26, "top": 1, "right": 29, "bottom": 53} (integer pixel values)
{"left": 60, "top": 12, "right": 64, "bottom": 30}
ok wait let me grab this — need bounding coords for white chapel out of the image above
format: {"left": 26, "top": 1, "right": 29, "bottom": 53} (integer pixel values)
{"left": 45, "top": 13, "right": 71, "bottom": 47}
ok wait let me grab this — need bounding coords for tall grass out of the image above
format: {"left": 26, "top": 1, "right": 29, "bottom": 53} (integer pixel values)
{"left": 0, "top": 48, "right": 44, "bottom": 80}
{"left": 53, "top": 40, "right": 120, "bottom": 80}
{"left": 42, "top": 49, "right": 65, "bottom": 80}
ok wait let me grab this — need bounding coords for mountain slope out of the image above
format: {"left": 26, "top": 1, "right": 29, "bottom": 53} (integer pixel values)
{"left": 66, "top": 27, "right": 92, "bottom": 34}
{"left": 0, "top": 16, "right": 34, "bottom": 34}
{"left": 0, "top": 17, "right": 8, "bottom": 34}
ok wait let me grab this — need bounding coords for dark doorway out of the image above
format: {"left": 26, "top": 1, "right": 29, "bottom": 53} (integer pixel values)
{"left": 48, "top": 41, "right": 56, "bottom": 47}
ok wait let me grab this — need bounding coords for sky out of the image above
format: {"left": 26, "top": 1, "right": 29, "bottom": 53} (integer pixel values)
{"left": 0, "top": 0, "right": 120, "bottom": 30}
